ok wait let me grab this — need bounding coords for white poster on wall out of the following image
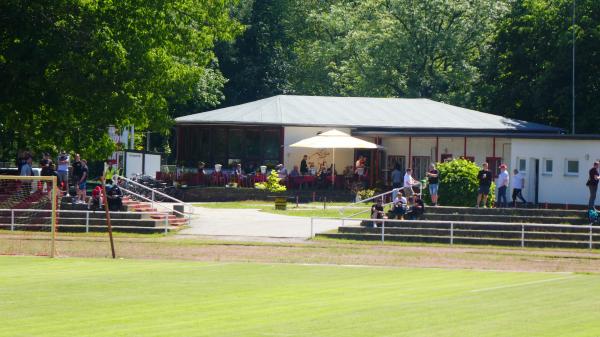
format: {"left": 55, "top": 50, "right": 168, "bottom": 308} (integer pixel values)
{"left": 144, "top": 154, "right": 161, "bottom": 179}
{"left": 125, "top": 152, "right": 143, "bottom": 178}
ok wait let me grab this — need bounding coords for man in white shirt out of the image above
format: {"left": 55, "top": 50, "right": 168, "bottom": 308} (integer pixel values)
{"left": 496, "top": 164, "right": 510, "bottom": 207}
{"left": 403, "top": 168, "right": 416, "bottom": 198}
{"left": 512, "top": 169, "right": 527, "bottom": 207}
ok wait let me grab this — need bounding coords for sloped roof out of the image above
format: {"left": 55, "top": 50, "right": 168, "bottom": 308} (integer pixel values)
{"left": 175, "top": 95, "right": 561, "bottom": 133}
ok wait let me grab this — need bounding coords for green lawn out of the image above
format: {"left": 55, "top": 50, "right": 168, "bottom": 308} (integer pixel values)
{"left": 1, "top": 257, "right": 599, "bottom": 337}
{"left": 194, "top": 201, "right": 376, "bottom": 218}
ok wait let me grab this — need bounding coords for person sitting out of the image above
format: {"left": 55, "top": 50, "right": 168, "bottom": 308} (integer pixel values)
{"left": 290, "top": 165, "right": 300, "bottom": 177}
{"left": 406, "top": 195, "right": 425, "bottom": 220}
{"left": 89, "top": 185, "right": 103, "bottom": 211}
{"left": 390, "top": 191, "right": 408, "bottom": 220}
{"left": 106, "top": 183, "right": 123, "bottom": 212}
{"left": 276, "top": 164, "right": 288, "bottom": 180}
{"left": 370, "top": 199, "right": 386, "bottom": 227}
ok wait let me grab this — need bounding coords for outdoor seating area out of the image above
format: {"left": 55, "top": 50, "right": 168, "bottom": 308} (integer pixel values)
{"left": 156, "top": 168, "right": 370, "bottom": 190}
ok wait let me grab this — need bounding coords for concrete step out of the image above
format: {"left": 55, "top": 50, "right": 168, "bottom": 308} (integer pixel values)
{"left": 425, "top": 206, "right": 585, "bottom": 218}
{"left": 421, "top": 213, "right": 587, "bottom": 225}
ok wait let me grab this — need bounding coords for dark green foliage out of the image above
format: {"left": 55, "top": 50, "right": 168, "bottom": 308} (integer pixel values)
{"left": 0, "top": 0, "right": 242, "bottom": 161}
{"left": 423, "top": 159, "right": 495, "bottom": 207}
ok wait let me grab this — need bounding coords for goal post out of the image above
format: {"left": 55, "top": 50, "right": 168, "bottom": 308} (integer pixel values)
{"left": 0, "top": 175, "right": 58, "bottom": 257}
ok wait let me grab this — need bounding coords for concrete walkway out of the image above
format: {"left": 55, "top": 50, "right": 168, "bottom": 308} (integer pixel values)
{"left": 178, "top": 206, "right": 345, "bottom": 239}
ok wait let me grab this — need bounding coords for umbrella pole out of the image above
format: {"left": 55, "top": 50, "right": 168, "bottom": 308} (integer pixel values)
{"left": 332, "top": 148, "right": 335, "bottom": 189}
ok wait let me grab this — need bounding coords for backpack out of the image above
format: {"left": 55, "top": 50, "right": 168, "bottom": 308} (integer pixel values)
{"left": 587, "top": 209, "right": 598, "bottom": 224}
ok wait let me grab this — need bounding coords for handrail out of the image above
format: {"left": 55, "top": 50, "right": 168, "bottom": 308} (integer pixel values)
{"left": 118, "top": 184, "right": 188, "bottom": 218}
{"left": 339, "top": 182, "right": 422, "bottom": 217}
{"left": 114, "top": 174, "right": 190, "bottom": 206}
{"left": 114, "top": 174, "right": 193, "bottom": 216}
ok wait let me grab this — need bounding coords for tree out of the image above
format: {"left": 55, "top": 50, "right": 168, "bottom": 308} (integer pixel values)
{"left": 477, "top": 0, "right": 600, "bottom": 132}
{"left": 0, "top": 0, "right": 242, "bottom": 161}
{"left": 290, "top": 0, "right": 510, "bottom": 105}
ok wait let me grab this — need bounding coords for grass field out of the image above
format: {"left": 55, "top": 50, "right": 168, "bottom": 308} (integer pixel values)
{"left": 1, "top": 256, "right": 599, "bottom": 337}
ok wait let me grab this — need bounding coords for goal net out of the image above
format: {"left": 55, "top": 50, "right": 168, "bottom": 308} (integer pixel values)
{"left": 0, "top": 175, "right": 58, "bottom": 257}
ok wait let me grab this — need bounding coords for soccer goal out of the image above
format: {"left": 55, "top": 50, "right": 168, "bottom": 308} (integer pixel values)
{"left": 0, "top": 175, "right": 58, "bottom": 257}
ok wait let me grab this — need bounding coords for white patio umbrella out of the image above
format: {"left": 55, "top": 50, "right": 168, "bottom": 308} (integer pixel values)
{"left": 289, "top": 129, "right": 378, "bottom": 187}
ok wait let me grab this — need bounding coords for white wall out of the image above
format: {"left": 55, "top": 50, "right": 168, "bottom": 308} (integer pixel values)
{"left": 283, "top": 127, "right": 356, "bottom": 173}
{"left": 511, "top": 139, "right": 600, "bottom": 205}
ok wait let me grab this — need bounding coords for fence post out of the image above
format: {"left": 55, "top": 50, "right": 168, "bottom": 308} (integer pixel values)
{"left": 151, "top": 190, "right": 155, "bottom": 210}
{"left": 85, "top": 211, "right": 89, "bottom": 233}
{"left": 450, "top": 222, "right": 454, "bottom": 245}
{"left": 590, "top": 225, "right": 593, "bottom": 250}
{"left": 10, "top": 209, "right": 14, "bottom": 231}
{"left": 381, "top": 219, "right": 385, "bottom": 243}
{"left": 310, "top": 218, "right": 314, "bottom": 238}
{"left": 164, "top": 213, "right": 169, "bottom": 234}
{"left": 521, "top": 224, "right": 525, "bottom": 248}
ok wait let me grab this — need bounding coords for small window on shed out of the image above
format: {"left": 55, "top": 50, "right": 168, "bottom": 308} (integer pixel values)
{"left": 565, "top": 159, "right": 579, "bottom": 176}
{"left": 543, "top": 159, "right": 553, "bottom": 175}
{"left": 518, "top": 158, "right": 527, "bottom": 172}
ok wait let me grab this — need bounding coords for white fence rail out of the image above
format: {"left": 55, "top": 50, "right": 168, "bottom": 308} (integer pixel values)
{"left": 310, "top": 217, "right": 598, "bottom": 249}
{"left": 0, "top": 208, "right": 173, "bottom": 234}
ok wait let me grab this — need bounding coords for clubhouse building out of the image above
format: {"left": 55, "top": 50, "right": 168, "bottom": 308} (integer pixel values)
{"left": 175, "top": 95, "right": 600, "bottom": 206}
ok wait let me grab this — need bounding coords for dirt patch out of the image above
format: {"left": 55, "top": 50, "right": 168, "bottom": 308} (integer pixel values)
{"left": 1, "top": 234, "right": 599, "bottom": 273}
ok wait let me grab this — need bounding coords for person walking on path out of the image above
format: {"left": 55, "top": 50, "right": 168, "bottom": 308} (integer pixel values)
{"left": 496, "top": 164, "right": 510, "bottom": 208}
{"left": 587, "top": 161, "right": 600, "bottom": 210}
{"left": 476, "top": 163, "right": 493, "bottom": 208}
{"left": 426, "top": 163, "right": 439, "bottom": 206}
{"left": 512, "top": 169, "right": 527, "bottom": 207}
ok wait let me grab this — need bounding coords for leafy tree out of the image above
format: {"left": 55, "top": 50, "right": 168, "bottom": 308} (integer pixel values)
{"left": 290, "top": 0, "right": 510, "bottom": 105}
{"left": 423, "top": 159, "right": 495, "bottom": 207}
{"left": 0, "top": 0, "right": 242, "bottom": 161}
{"left": 477, "top": 0, "right": 600, "bottom": 132}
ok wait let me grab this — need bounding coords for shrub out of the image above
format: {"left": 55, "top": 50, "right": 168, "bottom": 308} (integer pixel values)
{"left": 254, "top": 170, "right": 287, "bottom": 193}
{"left": 422, "top": 159, "right": 495, "bottom": 207}
{"left": 357, "top": 188, "right": 376, "bottom": 201}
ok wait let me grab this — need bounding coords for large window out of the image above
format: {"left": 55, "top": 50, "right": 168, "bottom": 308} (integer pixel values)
{"left": 412, "top": 156, "right": 430, "bottom": 180}
{"left": 177, "top": 126, "right": 283, "bottom": 171}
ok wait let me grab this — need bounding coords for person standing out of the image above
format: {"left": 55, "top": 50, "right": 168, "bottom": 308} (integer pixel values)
{"left": 512, "top": 169, "right": 527, "bottom": 207}
{"left": 476, "top": 162, "right": 493, "bottom": 208}
{"left": 496, "top": 164, "right": 510, "bottom": 208}
{"left": 426, "top": 163, "right": 439, "bottom": 206}
{"left": 587, "top": 161, "right": 600, "bottom": 210}
{"left": 391, "top": 164, "right": 402, "bottom": 189}
{"left": 76, "top": 159, "right": 88, "bottom": 204}
{"left": 300, "top": 155, "right": 309, "bottom": 175}
{"left": 72, "top": 154, "right": 83, "bottom": 202}
{"left": 403, "top": 168, "right": 416, "bottom": 198}
{"left": 19, "top": 156, "right": 33, "bottom": 176}
{"left": 57, "top": 150, "right": 70, "bottom": 195}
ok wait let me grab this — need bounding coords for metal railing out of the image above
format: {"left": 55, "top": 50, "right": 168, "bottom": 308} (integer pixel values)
{"left": 114, "top": 174, "right": 193, "bottom": 219}
{"left": 0, "top": 208, "right": 174, "bottom": 234}
{"left": 309, "top": 217, "right": 598, "bottom": 249}
{"left": 339, "top": 183, "right": 422, "bottom": 218}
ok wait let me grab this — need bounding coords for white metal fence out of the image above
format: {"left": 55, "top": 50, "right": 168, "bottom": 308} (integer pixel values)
{"left": 310, "top": 217, "right": 598, "bottom": 249}
{"left": 0, "top": 208, "right": 173, "bottom": 234}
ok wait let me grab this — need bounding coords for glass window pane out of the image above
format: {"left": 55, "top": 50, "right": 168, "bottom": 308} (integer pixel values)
{"left": 545, "top": 160, "right": 553, "bottom": 173}
{"left": 228, "top": 129, "right": 243, "bottom": 158}
{"left": 246, "top": 130, "right": 261, "bottom": 158}
{"left": 567, "top": 160, "right": 578, "bottom": 173}
{"left": 519, "top": 159, "right": 526, "bottom": 171}
{"left": 263, "top": 131, "right": 280, "bottom": 160}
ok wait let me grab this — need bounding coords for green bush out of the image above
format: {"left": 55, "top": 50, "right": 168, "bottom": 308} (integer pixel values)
{"left": 254, "top": 170, "right": 287, "bottom": 193}
{"left": 422, "top": 159, "right": 495, "bottom": 207}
